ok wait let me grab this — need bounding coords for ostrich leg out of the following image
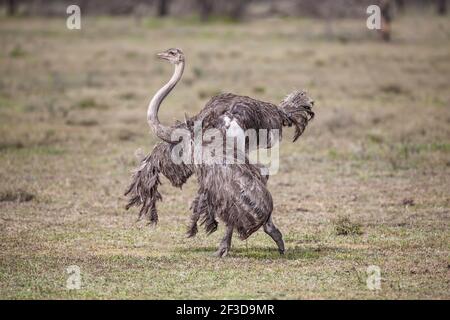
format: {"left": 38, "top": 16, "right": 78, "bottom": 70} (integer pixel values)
{"left": 214, "top": 225, "right": 234, "bottom": 257}
{"left": 263, "top": 216, "right": 285, "bottom": 254}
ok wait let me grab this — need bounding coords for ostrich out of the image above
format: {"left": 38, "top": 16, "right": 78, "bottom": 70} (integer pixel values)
{"left": 125, "top": 48, "right": 314, "bottom": 257}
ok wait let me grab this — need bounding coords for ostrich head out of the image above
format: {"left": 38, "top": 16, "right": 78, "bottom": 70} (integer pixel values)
{"left": 280, "top": 90, "right": 315, "bottom": 142}
{"left": 157, "top": 48, "right": 185, "bottom": 65}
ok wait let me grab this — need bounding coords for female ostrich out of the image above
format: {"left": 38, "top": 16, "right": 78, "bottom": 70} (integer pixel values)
{"left": 125, "top": 48, "right": 314, "bottom": 257}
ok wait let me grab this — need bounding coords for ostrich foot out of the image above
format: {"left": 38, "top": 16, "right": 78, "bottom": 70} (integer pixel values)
{"left": 214, "top": 246, "right": 229, "bottom": 258}
{"left": 214, "top": 225, "right": 233, "bottom": 258}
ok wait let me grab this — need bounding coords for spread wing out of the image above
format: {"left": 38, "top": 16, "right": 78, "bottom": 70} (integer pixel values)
{"left": 189, "top": 93, "right": 288, "bottom": 149}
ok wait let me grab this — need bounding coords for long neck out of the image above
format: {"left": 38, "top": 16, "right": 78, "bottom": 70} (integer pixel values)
{"left": 147, "top": 61, "right": 184, "bottom": 143}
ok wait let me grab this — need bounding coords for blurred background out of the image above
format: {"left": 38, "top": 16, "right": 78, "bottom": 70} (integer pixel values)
{"left": 0, "top": 0, "right": 449, "bottom": 299}
{"left": 0, "top": 0, "right": 448, "bottom": 20}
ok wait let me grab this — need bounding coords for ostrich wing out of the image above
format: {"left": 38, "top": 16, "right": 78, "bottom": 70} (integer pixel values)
{"left": 125, "top": 142, "right": 193, "bottom": 224}
{"left": 194, "top": 93, "right": 287, "bottom": 136}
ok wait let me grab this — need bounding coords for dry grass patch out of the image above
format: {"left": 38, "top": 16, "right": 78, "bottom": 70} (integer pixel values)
{"left": 0, "top": 14, "right": 448, "bottom": 299}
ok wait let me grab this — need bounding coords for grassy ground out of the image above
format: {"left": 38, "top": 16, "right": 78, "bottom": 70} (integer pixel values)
{"left": 0, "top": 13, "right": 449, "bottom": 299}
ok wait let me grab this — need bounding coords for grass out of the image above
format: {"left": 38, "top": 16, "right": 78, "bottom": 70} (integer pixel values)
{"left": 333, "top": 215, "right": 363, "bottom": 236}
{"left": 0, "top": 189, "right": 35, "bottom": 203}
{"left": 0, "top": 13, "right": 449, "bottom": 299}
{"left": 9, "top": 44, "right": 26, "bottom": 58}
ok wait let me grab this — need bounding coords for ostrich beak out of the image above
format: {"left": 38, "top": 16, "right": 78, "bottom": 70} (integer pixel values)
{"left": 156, "top": 52, "right": 169, "bottom": 60}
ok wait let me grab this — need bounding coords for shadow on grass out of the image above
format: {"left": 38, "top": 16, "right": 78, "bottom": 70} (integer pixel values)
{"left": 177, "top": 245, "right": 353, "bottom": 260}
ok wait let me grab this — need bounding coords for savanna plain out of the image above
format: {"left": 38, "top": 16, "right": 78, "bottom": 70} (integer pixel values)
{"left": 0, "top": 13, "right": 449, "bottom": 299}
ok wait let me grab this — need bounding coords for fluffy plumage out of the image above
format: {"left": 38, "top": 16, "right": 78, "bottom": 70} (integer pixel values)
{"left": 125, "top": 48, "right": 314, "bottom": 257}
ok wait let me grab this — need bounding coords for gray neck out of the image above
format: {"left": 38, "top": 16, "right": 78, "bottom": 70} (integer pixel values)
{"left": 147, "top": 61, "right": 184, "bottom": 143}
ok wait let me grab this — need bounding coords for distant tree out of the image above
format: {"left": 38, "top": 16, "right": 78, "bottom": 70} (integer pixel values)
{"left": 157, "top": 0, "right": 169, "bottom": 17}
{"left": 395, "top": 0, "right": 405, "bottom": 13}
{"left": 437, "top": 0, "right": 447, "bottom": 15}
{"left": 228, "top": 0, "right": 248, "bottom": 21}
{"left": 197, "top": 0, "right": 214, "bottom": 22}
{"left": 7, "top": 0, "right": 17, "bottom": 16}
{"left": 196, "top": 0, "right": 249, "bottom": 22}
{"left": 380, "top": 0, "right": 392, "bottom": 41}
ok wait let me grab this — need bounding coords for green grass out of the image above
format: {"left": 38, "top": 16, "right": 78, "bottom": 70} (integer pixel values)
{"left": 0, "top": 14, "right": 449, "bottom": 299}
{"left": 9, "top": 44, "right": 26, "bottom": 58}
{"left": 333, "top": 216, "right": 363, "bottom": 236}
